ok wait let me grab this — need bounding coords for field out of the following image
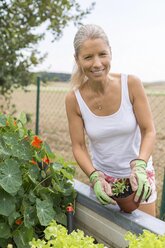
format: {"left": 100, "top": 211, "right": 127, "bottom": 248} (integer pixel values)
{"left": 6, "top": 81, "right": 165, "bottom": 218}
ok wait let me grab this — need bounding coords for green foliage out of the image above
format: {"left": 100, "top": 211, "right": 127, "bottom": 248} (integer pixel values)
{"left": 29, "top": 220, "right": 105, "bottom": 248}
{"left": 0, "top": 112, "right": 76, "bottom": 247}
{"left": 125, "top": 230, "right": 165, "bottom": 248}
{"left": 112, "top": 178, "right": 129, "bottom": 197}
{"left": 0, "top": 0, "right": 95, "bottom": 97}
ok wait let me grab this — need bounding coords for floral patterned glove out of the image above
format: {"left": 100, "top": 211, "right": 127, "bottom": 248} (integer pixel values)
{"left": 129, "top": 159, "right": 152, "bottom": 202}
{"left": 89, "top": 171, "right": 116, "bottom": 205}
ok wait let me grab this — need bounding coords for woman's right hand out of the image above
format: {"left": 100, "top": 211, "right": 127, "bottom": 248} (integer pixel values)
{"left": 129, "top": 159, "right": 152, "bottom": 202}
{"left": 89, "top": 171, "right": 116, "bottom": 205}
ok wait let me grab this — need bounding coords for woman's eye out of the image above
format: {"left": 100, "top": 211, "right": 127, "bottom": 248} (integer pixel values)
{"left": 100, "top": 53, "right": 107, "bottom": 56}
{"left": 84, "top": 56, "right": 92, "bottom": 60}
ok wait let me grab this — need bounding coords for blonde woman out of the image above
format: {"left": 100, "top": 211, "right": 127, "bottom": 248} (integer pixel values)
{"left": 65, "top": 24, "right": 157, "bottom": 216}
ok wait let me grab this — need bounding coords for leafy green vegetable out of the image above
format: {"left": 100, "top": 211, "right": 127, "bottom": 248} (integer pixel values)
{"left": 30, "top": 220, "right": 105, "bottom": 248}
{"left": 125, "top": 230, "right": 165, "bottom": 248}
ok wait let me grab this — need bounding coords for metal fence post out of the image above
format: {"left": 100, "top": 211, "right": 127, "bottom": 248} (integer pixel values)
{"left": 35, "top": 77, "right": 40, "bottom": 135}
{"left": 160, "top": 168, "right": 165, "bottom": 220}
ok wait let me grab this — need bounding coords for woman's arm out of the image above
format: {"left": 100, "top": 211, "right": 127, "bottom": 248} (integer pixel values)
{"left": 65, "top": 91, "right": 115, "bottom": 205}
{"left": 65, "top": 91, "right": 95, "bottom": 176}
{"left": 128, "top": 75, "right": 156, "bottom": 162}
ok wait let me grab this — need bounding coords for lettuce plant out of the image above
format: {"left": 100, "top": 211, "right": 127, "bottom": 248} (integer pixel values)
{"left": 0, "top": 112, "right": 76, "bottom": 247}
{"left": 125, "top": 230, "right": 165, "bottom": 247}
{"left": 29, "top": 220, "right": 105, "bottom": 248}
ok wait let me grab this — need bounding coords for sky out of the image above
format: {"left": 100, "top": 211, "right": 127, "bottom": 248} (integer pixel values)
{"left": 34, "top": 0, "right": 165, "bottom": 82}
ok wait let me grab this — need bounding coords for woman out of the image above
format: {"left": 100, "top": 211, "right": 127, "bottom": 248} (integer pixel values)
{"left": 65, "top": 24, "right": 157, "bottom": 216}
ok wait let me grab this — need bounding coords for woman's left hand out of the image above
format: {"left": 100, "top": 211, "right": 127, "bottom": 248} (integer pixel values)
{"left": 129, "top": 159, "right": 152, "bottom": 202}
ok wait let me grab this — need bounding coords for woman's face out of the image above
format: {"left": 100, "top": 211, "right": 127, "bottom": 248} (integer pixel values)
{"left": 76, "top": 38, "right": 111, "bottom": 82}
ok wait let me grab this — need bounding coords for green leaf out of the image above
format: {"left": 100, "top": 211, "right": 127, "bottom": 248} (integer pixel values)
{"left": 0, "top": 137, "right": 12, "bottom": 157}
{"left": 24, "top": 205, "right": 37, "bottom": 228}
{"left": 28, "top": 165, "right": 40, "bottom": 183}
{"left": 2, "top": 133, "right": 32, "bottom": 161}
{"left": 63, "top": 183, "right": 75, "bottom": 196}
{"left": 13, "top": 226, "right": 34, "bottom": 248}
{"left": 0, "top": 189, "right": 15, "bottom": 216}
{"left": 52, "top": 179, "right": 64, "bottom": 193}
{"left": 28, "top": 190, "right": 37, "bottom": 204}
{"left": 61, "top": 168, "right": 74, "bottom": 180}
{"left": 36, "top": 198, "right": 55, "bottom": 226}
{"left": 8, "top": 210, "right": 20, "bottom": 226}
{"left": 0, "top": 159, "right": 22, "bottom": 194}
{"left": 0, "top": 238, "right": 9, "bottom": 248}
{"left": 2, "top": 132, "right": 19, "bottom": 146}
{"left": 34, "top": 150, "right": 42, "bottom": 162}
{"left": 43, "top": 142, "right": 55, "bottom": 159}
{"left": 51, "top": 162, "right": 63, "bottom": 172}
{"left": 19, "top": 112, "right": 27, "bottom": 125}
{"left": 54, "top": 212, "right": 67, "bottom": 226}
{"left": 0, "top": 222, "right": 11, "bottom": 239}
{"left": 12, "top": 139, "right": 33, "bottom": 160}
{"left": 0, "top": 115, "right": 7, "bottom": 127}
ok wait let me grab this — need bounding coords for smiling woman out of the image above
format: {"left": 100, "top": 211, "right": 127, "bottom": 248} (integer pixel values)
{"left": 76, "top": 38, "right": 111, "bottom": 84}
{"left": 65, "top": 24, "right": 157, "bottom": 217}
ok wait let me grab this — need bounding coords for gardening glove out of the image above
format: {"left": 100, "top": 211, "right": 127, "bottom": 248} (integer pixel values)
{"left": 129, "top": 159, "right": 152, "bottom": 202}
{"left": 89, "top": 170, "right": 116, "bottom": 205}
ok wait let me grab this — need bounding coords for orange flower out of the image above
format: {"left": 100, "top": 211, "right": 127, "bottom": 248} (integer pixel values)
{"left": 30, "top": 158, "right": 37, "bottom": 165}
{"left": 14, "top": 120, "right": 17, "bottom": 126}
{"left": 31, "top": 136, "right": 42, "bottom": 149}
{"left": 42, "top": 155, "right": 50, "bottom": 164}
{"left": 15, "top": 218, "right": 23, "bottom": 225}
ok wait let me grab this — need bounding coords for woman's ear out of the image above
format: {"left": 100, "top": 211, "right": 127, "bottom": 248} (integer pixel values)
{"left": 74, "top": 54, "right": 80, "bottom": 68}
{"left": 74, "top": 54, "right": 78, "bottom": 63}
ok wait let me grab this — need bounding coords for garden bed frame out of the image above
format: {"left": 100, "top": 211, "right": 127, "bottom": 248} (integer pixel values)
{"left": 74, "top": 179, "right": 165, "bottom": 248}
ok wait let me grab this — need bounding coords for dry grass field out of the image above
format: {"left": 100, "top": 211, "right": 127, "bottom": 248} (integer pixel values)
{"left": 6, "top": 81, "right": 165, "bottom": 218}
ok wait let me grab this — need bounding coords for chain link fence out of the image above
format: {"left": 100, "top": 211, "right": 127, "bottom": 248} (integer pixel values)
{"left": 10, "top": 82, "right": 165, "bottom": 217}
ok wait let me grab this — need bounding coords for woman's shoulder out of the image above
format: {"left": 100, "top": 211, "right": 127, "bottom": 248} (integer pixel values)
{"left": 65, "top": 90, "right": 76, "bottom": 104}
{"left": 109, "top": 72, "right": 143, "bottom": 88}
{"left": 127, "top": 74, "right": 142, "bottom": 85}
{"left": 127, "top": 74, "right": 145, "bottom": 102}
{"left": 127, "top": 74, "right": 144, "bottom": 93}
{"left": 109, "top": 72, "right": 121, "bottom": 80}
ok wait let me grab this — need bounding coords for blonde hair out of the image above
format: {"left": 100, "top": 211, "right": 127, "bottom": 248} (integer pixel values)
{"left": 71, "top": 24, "right": 111, "bottom": 89}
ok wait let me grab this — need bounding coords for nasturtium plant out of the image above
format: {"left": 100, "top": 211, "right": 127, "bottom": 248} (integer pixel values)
{"left": 125, "top": 230, "right": 165, "bottom": 248}
{"left": 0, "top": 112, "right": 76, "bottom": 248}
{"left": 29, "top": 220, "right": 105, "bottom": 248}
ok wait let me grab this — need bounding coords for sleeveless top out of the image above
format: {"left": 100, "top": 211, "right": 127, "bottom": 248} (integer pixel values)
{"left": 74, "top": 74, "right": 153, "bottom": 178}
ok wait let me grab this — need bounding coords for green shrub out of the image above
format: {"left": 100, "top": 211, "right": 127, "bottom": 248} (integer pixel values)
{"left": 29, "top": 220, "right": 105, "bottom": 248}
{"left": 0, "top": 112, "right": 76, "bottom": 247}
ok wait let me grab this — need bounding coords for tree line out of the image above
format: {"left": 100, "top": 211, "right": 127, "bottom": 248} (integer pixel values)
{"left": 35, "top": 71, "right": 71, "bottom": 83}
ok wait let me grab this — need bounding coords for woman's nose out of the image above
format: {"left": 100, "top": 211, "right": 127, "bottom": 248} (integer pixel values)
{"left": 93, "top": 56, "right": 102, "bottom": 67}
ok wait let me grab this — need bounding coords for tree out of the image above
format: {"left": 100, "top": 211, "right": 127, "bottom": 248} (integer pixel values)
{"left": 0, "top": 0, "right": 95, "bottom": 96}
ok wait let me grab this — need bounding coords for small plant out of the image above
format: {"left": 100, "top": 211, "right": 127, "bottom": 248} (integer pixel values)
{"left": 111, "top": 178, "right": 139, "bottom": 213}
{"left": 125, "top": 230, "right": 165, "bottom": 247}
{"left": 29, "top": 220, "right": 105, "bottom": 248}
{"left": 112, "top": 178, "right": 130, "bottom": 198}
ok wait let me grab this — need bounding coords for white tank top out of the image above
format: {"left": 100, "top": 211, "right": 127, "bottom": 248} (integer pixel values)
{"left": 74, "top": 74, "right": 153, "bottom": 178}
